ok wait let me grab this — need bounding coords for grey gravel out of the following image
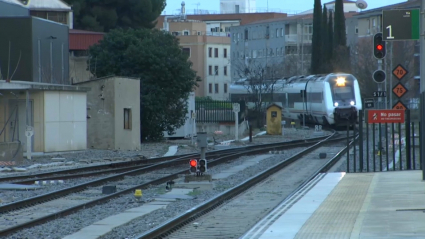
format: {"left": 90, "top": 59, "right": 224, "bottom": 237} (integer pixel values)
{"left": 6, "top": 147, "right": 308, "bottom": 239}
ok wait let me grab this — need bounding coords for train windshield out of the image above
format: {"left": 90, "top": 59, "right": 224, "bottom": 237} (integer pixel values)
{"left": 328, "top": 75, "right": 356, "bottom": 105}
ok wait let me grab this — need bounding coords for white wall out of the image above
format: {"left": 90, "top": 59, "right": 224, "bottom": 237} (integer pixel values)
{"left": 220, "top": 0, "right": 256, "bottom": 13}
{"left": 44, "top": 91, "right": 87, "bottom": 152}
{"left": 205, "top": 43, "right": 232, "bottom": 100}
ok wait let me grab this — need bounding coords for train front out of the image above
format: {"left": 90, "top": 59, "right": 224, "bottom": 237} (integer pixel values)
{"left": 328, "top": 74, "right": 362, "bottom": 126}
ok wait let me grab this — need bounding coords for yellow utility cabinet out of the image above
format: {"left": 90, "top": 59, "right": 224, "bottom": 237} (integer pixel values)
{"left": 266, "top": 103, "right": 282, "bottom": 135}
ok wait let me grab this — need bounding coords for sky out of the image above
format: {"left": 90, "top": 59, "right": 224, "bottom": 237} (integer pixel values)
{"left": 163, "top": 0, "right": 409, "bottom": 15}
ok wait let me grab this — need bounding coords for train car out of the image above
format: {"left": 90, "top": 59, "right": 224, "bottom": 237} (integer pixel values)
{"left": 229, "top": 73, "right": 362, "bottom": 127}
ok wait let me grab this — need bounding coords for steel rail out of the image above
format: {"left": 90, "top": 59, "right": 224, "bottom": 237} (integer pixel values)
{"left": 0, "top": 134, "right": 333, "bottom": 184}
{"left": 0, "top": 132, "right": 342, "bottom": 237}
{"left": 135, "top": 132, "right": 357, "bottom": 239}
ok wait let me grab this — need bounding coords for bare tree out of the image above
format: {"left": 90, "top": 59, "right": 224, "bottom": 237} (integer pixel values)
{"left": 232, "top": 58, "right": 285, "bottom": 127}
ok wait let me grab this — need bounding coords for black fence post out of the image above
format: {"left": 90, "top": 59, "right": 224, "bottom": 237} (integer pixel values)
{"left": 366, "top": 120, "right": 370, "bottom": 172}
{"left": 359, "top": 110, "right": 363, "bottom": 172}
{"left": 398, "top": 123, "right": 402, "bottom": 170}
{"left": 353, "top": 121, "right": 357, "bottom": 173}
{"left": 372, "top": 123, "right": 376, "bottom": 172}
{"left": 347, "top": 121, "right": 350, "bottom": 173}
{"left": 412, "top": 122, "right": 416, "bottom": 170}
{"left": 392, "top": 123, "right": 396, "bottom": 171}
{"left": 379, "top": 123, "right": 382, "bottom": 171}
{"left": 385, "top": 123, "right": 389, "bottom": 171}
{"left": 405, "top": 110, "right": 411, "bottom": 170}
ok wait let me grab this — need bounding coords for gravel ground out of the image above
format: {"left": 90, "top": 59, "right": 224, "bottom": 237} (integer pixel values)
{"left": 6, "top": 147, "right": 308, "bottom": 239}
{"left": 0, "top": 166, "right": 188, "bottom": 206}
{"left": 0, "top": 127, "right": 326, "bottom": 176}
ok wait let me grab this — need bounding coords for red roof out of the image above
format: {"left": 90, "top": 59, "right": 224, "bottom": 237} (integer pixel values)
{"left": 69, "top": 29, "right": 105, "bottom": 51}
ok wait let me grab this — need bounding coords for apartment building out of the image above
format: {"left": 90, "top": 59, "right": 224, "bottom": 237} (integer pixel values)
{"left": 168, "top": 20, "right": 231, "bottom": 100}
{"left": 230, "top": 1, "right": 359, "bottom": 81}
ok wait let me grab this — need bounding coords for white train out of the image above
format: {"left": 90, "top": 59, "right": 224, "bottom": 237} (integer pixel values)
{"left": 229, "top": 73, "right": 362, "bottom": 126}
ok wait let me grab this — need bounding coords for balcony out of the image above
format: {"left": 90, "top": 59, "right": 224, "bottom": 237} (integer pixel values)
{"left": 285, "top": 34, "right": 312, "bottom": 44}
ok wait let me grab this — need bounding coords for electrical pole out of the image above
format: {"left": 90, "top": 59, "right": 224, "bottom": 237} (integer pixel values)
{"left": 420, "top": 0, "right": 425, "bottom": 180}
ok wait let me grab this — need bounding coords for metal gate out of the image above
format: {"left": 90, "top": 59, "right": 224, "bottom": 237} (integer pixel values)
{"left": 347, "top": 109, "right": 421, "bottom": 173}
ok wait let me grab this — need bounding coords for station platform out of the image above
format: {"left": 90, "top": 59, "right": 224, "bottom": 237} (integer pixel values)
{"left": 242, "top": 170, "right": 425, "bottom": 239}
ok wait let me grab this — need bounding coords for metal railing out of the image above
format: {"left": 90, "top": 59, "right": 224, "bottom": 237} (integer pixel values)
{"left": 195, "top": 100, "right": 245, "bottom": 124}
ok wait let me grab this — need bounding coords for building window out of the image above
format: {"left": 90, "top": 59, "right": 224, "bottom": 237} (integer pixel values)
{"left": 182, "top": 47, "right": 190, "bottom": 57}
{"left": 209, "top": 65, "right": 212, "bottom": 75}
{"left": 355, "top": 27, "right": 358, "bottom": 34}
{"left": 183, "top": 31, "right": 189, "bottom": 35}
{"left": 224, "top": 48, "right": 227, "bottom": 58}
{"left": 224, "top": 66, "right": 227, "bottom": 76}
{"left": 31, "top": 11, "right": 67, "bottom": 25}
{"left": 281, "top": 28, "right": 284, "bottom": 36}
{"left": 276, "top": 28, "right": 279, "bottom": 37}
{"left": 214, "top": 48, "right": 218, "bottom": 57}
{"left": 224, "top": 83, "right": 228, "bottom": 93}
{"left": 124, "top": 108, "right": 132, "bottom": 130}
{"left": 215, "top": 83, "right": 219, "bottom": 93}
{"left": 244, "top": 29, "right": 248, "bottom": 40}
{"left": 215, "top": 66, "right": 219, "bottom": 75}
{"left": 209, "top": 83, "right": 212, "bottom": 93}
{"left": 208, "top": 47, "right": 212, "bottom": 57}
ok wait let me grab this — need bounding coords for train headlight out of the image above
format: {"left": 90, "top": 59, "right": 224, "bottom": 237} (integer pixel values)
{"left": 334, "top": 102, "right": 339, "bottom": 107}
{"left": 350, "top": 101, "right": 355, "bottom": 106}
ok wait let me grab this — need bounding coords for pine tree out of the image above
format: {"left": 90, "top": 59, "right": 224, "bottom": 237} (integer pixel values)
{"left": 310, "top": 0, "right": 322, "bottom": 74}
{"left": 328, "top": 11, "right": 334, "bottom": 63}
{"left": 333, "top": 0, "right": 346, "bottom": 47}
{"left": 321, "top": 5, "right": 329, "bottom": 73}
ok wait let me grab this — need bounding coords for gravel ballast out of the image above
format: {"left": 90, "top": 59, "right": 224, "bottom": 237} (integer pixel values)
{"left": 6, "top": 147, "right": 309, "bottom": 239}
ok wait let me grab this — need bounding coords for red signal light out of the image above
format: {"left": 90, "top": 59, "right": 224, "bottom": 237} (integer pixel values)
{"left": 190, "top": 159, "right": 197, "bottom": 167}
{"left": 376, "top": 44, "right": 383, "bottom": 51}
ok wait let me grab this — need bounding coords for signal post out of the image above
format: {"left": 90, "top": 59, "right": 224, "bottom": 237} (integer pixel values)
{"left": 185, "top": 132, "right": 212, "bottom": 183}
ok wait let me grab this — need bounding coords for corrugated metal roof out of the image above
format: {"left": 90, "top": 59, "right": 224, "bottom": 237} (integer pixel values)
{"left": 69, "top": 29, "right": 105, "bottom": 50}
{"left": 0, "top": 0, "right": 71, "bottom": 10}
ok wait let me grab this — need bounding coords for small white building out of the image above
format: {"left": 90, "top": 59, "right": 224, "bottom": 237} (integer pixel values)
{"left": 220, "top": 0, "right": 256, "bottom": 14}
{"left": 0, "top": 80, "right": 89, "bottom": 160}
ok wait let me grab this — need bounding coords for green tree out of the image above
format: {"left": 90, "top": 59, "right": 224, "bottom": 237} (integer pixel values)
{"left": 328, "top": 11, "right": 334, "bottom": 63}
{"left": 310, "top": 0, "right": 322, "bottom": 74}
{"left": 64, "top": 0, "right": 166, "bottom": 32}
{"left": 321, "top": 5, "right": 329, "bottom": 73}
{"left": 88, "top": 28, "right": 201, "bottom": 141}
{"left": 332, "top": 0, "right": 350, "bottom": 72}
{"left": 333, "top": 0, "right": 346, "bottom": 46}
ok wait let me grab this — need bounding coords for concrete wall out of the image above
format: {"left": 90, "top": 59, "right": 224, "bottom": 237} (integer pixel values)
{"left": 79, "top": 76, "right": 140, "bottom": 150}
{"left": 44, "top": 91, "right": 86, "bottom": 152}
{"left": 82, "top": 78, "right": 115, "bottom": 149}
{"left": 69, "top": 56, "right": 93, "bottom": 84}
{"left": 196, "top": 120, "right": 248, "bottom": 137}
{"left": 114, "top": 77, "right": 140, "bottom": 150}
{"left": 0, "top": 91, "right": 44, "bottom": 152}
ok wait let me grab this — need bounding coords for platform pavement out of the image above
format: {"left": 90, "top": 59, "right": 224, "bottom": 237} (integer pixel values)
{"left": 244, "top": 170, "right": 425, "bottom": 239}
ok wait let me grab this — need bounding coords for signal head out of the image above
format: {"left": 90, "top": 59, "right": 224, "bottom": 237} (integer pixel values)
{"left": 199, "top": 159, "right": 207, "bottom": 173}
{"left": 189, "top": 159, "right": 198, "bottom": 173}
{"left": 373, "top": 33, "right": 386, "bottom": 59}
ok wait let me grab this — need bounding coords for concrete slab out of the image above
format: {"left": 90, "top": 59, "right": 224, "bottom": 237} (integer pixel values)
{"left": 62, "top": 198, "right": 177, "bottom": 239}
{"left": 212, "top": 155, "right": 273, "bottom": 180}
{"left": 163, "top": 145, "right": 178, "bottom": 156}
{"left": 174, "top": 181, "right": 214, "bottom": 191}
{"left": 62, "top": 187, "right": 197, "bottom": 239}
{"left": 0, "top": 183, "right": 41, "bottom": 190}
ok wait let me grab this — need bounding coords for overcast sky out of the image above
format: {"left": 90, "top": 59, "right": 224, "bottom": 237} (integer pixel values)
{"left": 163, "top": 0, "right": 409, "bottom": 15}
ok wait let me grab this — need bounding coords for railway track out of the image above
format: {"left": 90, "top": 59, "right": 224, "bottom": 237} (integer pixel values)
{"left": 0, "top": 132, "right": 352, "bottom": 237}
{"left": 135, "top": 131, "right": 359, "bottom": 239}
{"left": 0, "top": 134, "right": 335, "bottom": 185}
